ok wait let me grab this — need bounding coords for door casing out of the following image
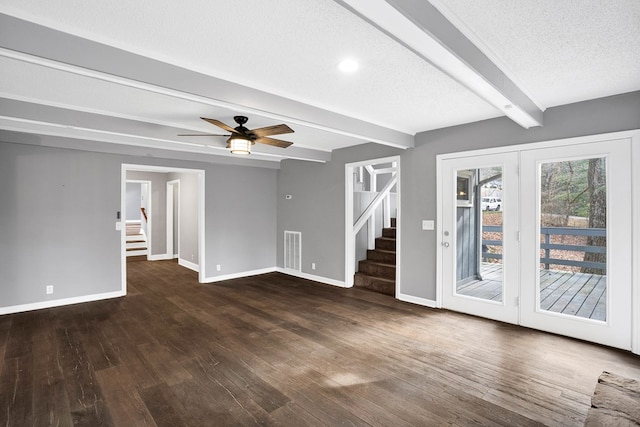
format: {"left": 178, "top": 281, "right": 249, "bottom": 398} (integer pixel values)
{"left": 167, "top": 179, "right": 180, "bottom": 258}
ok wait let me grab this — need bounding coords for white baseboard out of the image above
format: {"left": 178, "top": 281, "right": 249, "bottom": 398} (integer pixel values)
{"left": 0, "top": 290, "right": 126, "bottom": 316}
{"left": 276, "top": 268, "right": 348, "bottom": 288}
{"left": 148, "top": 254, "right": 174, "bottom": 261}
{"left": 397, "top": 292, "right": 438, "bottom": 308}
{"left": 203, "top": 267, "right": 277, "bottom": 283}
{"left": 178, "top": 258, "right": 200, "bottom": 272}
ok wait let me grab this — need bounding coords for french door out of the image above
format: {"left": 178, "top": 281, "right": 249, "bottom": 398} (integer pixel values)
{"left": 441, "top": 152, "right": 519, "bottom": 324}
{"left": 440, "top": 138, "right": 633, "bottom": 350}
{"left": 520, "top": 140, "right": 632, "bottom": 349}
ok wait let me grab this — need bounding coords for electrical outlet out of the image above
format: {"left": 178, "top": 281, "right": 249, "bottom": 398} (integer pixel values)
{"left": 311, "top": 263, "right": 316, "bottom": 270}
{"left": 46, "top": 285, "right": 53, "bottom": 295}
{"left": 216, "top": 264, "right": 221, "bottom": 271}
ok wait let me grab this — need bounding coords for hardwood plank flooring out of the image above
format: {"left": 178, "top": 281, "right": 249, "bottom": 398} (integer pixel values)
{"left": 1, "top": 259, "right": 639, "bottom": 426}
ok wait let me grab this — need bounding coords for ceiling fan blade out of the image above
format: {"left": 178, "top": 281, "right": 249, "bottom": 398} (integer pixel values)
{"left": 250, "top": 124, "right": 294, "bottom": 138}
{"left": 255, "top": 136, "right": 293, "bottom": 148}
{"left": 200, "top": 117, "right": 238, "bottom": 134}
{"left": 178, "top": 133, "right": 230, "bottom": 137}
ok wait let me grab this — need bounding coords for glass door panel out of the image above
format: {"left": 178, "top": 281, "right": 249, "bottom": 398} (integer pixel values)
{"left": 538, "top": 158, "right": 607, "bottom": 321}
{"left": 520, "top": 140, "right": 632, "bottom": 350}
{"left": 455, "top": 167, "right": 504, "bottom": 303}
{"left": 441, "top": 153, "right": 518, "bottom": 325}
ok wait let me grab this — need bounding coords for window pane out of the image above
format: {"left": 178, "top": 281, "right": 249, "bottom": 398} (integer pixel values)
{"left": 456, "top": 167, "right": 503, "bottom": 302}
{"left": 538, "top": 158, "right": 607, "bottom": 321}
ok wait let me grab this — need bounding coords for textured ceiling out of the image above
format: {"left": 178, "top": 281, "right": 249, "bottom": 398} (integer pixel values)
{"left": 0, "top": 0, "right": 499, "bottom": 134}
{"left": 0, "top": 0, "right": 638, "bottom": 164}
{"left": 430, "top": 0, "right": 640, "bottom": 108}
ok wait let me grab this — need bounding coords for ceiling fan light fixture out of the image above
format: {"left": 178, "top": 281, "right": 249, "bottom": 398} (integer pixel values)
{"left": 227, "top": 134, "right": 253, "bottom": 155}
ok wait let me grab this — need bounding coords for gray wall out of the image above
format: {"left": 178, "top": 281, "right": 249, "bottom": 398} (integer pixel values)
{"left": 277, "top": 143, "right": 401, "bottom": 280}
{"left": 125, "top": 182, "right": 141, "bottom": 221}
{"left": 277, "top": 91, "right": 640, "bottom": 299}
{"left": 0, "top": 143, "right": 122, "bottom": 305}
{"left": 206, "top": 164, "right": 277, "bottom": 275}
{"left": 0, "top": 140, "right": 277, "bottom": 309}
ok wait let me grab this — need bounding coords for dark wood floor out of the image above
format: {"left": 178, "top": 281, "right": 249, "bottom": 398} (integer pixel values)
{"left": 1, "top": 260, "right": 639, "bottom": 426}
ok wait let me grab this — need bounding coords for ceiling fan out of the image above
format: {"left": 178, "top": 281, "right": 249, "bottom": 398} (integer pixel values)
{"left": 179, "top": 116, "right": 294, "bottom": 155}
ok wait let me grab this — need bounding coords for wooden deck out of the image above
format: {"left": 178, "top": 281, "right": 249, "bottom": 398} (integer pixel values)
{"left": 457, "top": 263, "right": 607, "bottom": 321}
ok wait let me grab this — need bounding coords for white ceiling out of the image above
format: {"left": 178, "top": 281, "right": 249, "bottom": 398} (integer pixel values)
{"left": 430, "top": 0, "right": 640, "bottom": 108}
{"left": 0, "top": 0, "right": 638, "bottom": 164}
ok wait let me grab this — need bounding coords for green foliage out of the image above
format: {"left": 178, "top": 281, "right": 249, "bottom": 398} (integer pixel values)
{"left": 540, "top": 159, "right": 604, "bottom": 220}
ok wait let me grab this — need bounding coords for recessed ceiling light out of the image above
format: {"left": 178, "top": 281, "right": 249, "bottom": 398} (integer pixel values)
{"left": 338, "top": 58, "right": 359, "bottom": 73}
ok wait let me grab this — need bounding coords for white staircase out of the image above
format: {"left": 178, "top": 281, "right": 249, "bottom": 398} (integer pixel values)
{"left": 126, "top": 221, "right": 148, "bottom": 257}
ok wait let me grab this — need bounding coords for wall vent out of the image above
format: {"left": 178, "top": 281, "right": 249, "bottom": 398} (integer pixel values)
{"left": 284, "top": 231, "right": 301, "bottom": 271}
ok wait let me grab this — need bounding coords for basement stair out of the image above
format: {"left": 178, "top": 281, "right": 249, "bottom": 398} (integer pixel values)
{"left": 354, "top": 218, "right": 396, "bottom": 296}
{"left": 126, "top": 221, "right": 148, "bottom": 257}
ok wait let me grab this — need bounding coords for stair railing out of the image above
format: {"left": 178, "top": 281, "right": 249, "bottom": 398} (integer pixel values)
{"left": 353, "top": 172, "right": 397, "bottom": 250}
{"left": 346, "top": 157, "right": 400, "bottom": 287}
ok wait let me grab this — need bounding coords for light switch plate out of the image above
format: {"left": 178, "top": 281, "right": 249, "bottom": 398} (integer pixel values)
{"left": 115, "top": 221, "right": 122, "bottom": 231}
{"left": 422, "top": 220, "right": 435, "bottom": 230}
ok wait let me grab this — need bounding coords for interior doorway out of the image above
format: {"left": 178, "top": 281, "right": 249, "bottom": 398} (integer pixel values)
{"left": 345, "top": 155, "right": 401, "bottom": 294}
{"left": 121, "top": 164, "right": 205, "bottom": 292}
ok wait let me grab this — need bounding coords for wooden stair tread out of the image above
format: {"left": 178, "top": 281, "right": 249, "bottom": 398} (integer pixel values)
{"left": 354, "top": 273, "right": 394, "bottom": 283}
{"left": 353, "top": 218, "right": 397, "bottom": 296}
{"left": 359, "top": 260, "right": 395, "bottom": 267}
{"left": 353, "top": 273, "right": 395, "bottom": 296}
{"left": 370, "top": 249, "right": 395, "bottom": 254}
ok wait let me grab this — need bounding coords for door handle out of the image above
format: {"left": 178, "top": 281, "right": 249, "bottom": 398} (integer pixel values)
{"left": 442, "top": 242, "right": 450, "bottom": 247}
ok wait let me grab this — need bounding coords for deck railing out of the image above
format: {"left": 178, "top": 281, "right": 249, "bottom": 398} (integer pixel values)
{"left": 482, "top": 226, "right": 606, "bottom": 271}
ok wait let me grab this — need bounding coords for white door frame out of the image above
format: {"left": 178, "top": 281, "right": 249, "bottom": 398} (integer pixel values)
{"left": 436, "top": 129, "right": 640, "bottom": 354}
{"left": 121, "top": 164, "right": 206, "bottom": 292}
{"left": 632, "top": 131, "right": 640, "bottom": 354}
{"left": 345, "top": 155, "right": 401, "bottom": 292}
{"left": 167, "top": 179, "right": 180, "bottom": 259}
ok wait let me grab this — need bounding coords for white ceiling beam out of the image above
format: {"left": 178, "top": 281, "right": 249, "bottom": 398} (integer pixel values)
{"left": 336, "top": 0, "right": 544, "bottom": 128}
{"left": 0, "top": 98, "right": 332, "bottom": 163}
{"left": 0, "top": 13, "right": 414, "bottom": 149}
{"left": 0, "top": 128, "right": 284, "bottom": 169}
